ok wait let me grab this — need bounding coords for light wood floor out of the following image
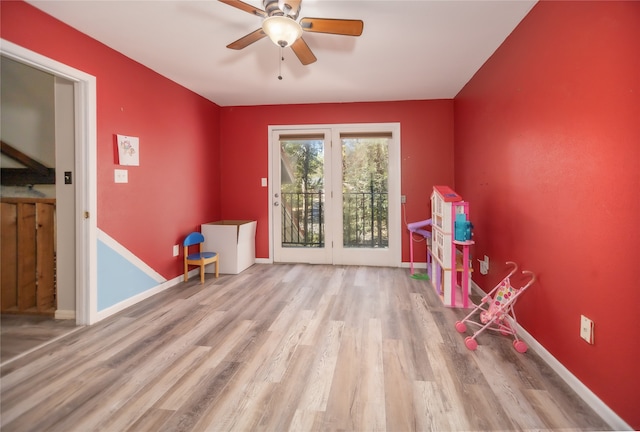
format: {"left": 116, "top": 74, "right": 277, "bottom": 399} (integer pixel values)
{"left": 1, "top": 314, "right": 80, "bottom": 364}
{"left": 0, "top": 264, "right": 610, "bottom": 431}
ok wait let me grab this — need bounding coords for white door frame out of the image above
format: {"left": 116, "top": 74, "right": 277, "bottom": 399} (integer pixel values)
{"left": 1, "top": 39, "right": 98, "bottom": 325}
{"left": 330, "top": 123, "right": 401, "bottom": 266}
{"left": 268, "top": 122, "right": 401, "bottom": 267}
{"left": 271, "top": 128, "right": 333, "bottom": 264}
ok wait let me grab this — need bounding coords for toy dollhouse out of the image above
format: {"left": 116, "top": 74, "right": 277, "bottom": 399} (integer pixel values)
{"left": 428, "top": 186, "right": 473, "bottom": 307}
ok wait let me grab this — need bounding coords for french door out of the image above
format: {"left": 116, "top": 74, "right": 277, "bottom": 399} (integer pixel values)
{"left": 271, "top": 123, "right": 401, "bottom": 266}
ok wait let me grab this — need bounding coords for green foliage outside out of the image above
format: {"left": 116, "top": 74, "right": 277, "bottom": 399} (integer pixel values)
{"left": 280, "top": 137, "right": 389, "bottom": 248}
{"left": 342, "top": 138, "right": 389, "bottom": 247}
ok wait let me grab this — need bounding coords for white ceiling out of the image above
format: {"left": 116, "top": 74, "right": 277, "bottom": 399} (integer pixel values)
{"left": 27, "top": 0, "right": 536, "bottom": 107}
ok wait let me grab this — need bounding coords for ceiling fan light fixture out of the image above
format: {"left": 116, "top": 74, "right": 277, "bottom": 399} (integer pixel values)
{"left": 262, "top": 15, "right": 302, "bottom": 48}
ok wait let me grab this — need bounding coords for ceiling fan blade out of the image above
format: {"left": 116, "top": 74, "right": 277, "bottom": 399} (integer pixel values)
{"left": 300, "top": 18, "right": 364, "bottom": 36}
{"left": 218, "top": 0, "right": 267, "bottom": 18}
{"left": 227, "top": 28, "right": 267, "bottom": 50}
{"left": 291, "top": 37, "right": 317, "bottom": 65}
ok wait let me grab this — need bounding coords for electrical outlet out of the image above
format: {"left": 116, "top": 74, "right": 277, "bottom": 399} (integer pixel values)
{"left": 580, "top": 315, "right": 594, "bottom": 344}
{"left": 173, "top": 244, "right": 179, "bottom": 257}
{"left": 114, "top": 169, "right": 128, "bottom": 183}
{"left": 478, "top": 255, "right": 489, "bottom": 275}
{"left": 401, "top": 195, "right": 406, "bottom": 204}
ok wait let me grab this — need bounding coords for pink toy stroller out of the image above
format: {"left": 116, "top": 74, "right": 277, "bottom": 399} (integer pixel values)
{"left": 455, "top": 262, "right": 536, "bottom": 353}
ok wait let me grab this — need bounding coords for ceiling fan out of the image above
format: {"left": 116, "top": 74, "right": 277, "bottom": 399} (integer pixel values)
{"left": 219, "top": 0, "right": 364, "bottom": 65}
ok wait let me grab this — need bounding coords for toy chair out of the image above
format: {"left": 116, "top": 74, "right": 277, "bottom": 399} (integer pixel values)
{"left": 183, "top": 231, "right": 218, "bottom": 284}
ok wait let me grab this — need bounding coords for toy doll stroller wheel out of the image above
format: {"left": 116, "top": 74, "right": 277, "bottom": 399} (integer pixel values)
{"left": 464, "top": 336, "right": 478, "bottom": 351}
{"left": 455, "top": 321, "right": 467, "bottom": 333}
{"left": 513, "top": 340, "right": 528, "bottom": 353}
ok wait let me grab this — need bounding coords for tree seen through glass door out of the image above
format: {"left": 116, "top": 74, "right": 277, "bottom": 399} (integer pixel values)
{"left": 280, "top": 137, "right": 325, "bottom": 248}
{"left": 341, "top": 137, "right": 389, "bottom": 248}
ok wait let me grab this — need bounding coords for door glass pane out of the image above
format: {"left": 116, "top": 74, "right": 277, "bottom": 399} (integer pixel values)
{"left": 341, "top": 136, "right": 389, "bottom": 248}
{"left": 279, "top": 137, "right": 325, "bottom": 248}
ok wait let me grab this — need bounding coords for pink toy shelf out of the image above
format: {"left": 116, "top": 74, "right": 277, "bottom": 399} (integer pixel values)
{"left": 429, "top": 186, "right": 474, "bottom": 308}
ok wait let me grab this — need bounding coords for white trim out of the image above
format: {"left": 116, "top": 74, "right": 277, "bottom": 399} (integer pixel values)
{"left": 401, "top": 262, "right": 427, "bottom": 270}
{"left": 255, "top": 258, "right": 272, "bottom": 264}
{"left": 469, "top": 280, "right": 631, "bottom": 431}
{"left": 331, "top": 123, "right": 401, "bottom": 267}
{"left": 514, "top": 323, "right": 632, "bottom": 431}
{"left": 54, "top": 310, "right": 76, "bottom": 320}
{"left": 271, "top": 128, "right": 332, "bottom": 264}
{"left": 95, "top": 273, "right": 185, "bottom": 322}
{"left": 1, "top": 39, "right": 98, "bottom": 325}
{"left": 267, "top": 128, "right": 274, "bottom": 263}
{"left": 98, "top": 229, "right": 166, "bottom": 283}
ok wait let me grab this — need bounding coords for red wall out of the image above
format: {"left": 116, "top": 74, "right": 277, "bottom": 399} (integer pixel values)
{"left": 7, "top": 0, "right": 636, "bottom": 426}
{"left": 1, "top": 1, "right": 222, "bottom": 278}
{"left": 219, "top": 100, "right": 454, "bottom": 260}
{"left": 454, "top": 1, "right": 640, "bottom": 428}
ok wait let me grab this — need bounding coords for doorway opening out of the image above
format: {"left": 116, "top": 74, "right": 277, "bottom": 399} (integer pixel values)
{"left": 1, "top": 39, "right": 97, "bottom": 327}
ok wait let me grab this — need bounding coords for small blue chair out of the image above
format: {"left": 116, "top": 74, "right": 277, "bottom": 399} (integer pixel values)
{"left": 183, "top": 232, "right": 218, "bottom": 284}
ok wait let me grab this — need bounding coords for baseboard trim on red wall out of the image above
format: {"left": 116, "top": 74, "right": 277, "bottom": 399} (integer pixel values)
{"left": 470, "top": 281, "right": 631, "bottom": 431}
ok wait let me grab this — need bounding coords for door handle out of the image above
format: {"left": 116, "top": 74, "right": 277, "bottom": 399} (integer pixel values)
{"left": 274, "top": 202, "right": 280, "bottom": 206}
{"left": 274, "top": 193, "right": 279, "bottom": 198}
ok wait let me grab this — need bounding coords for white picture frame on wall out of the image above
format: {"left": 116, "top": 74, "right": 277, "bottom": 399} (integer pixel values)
{"left": 117, "top": 134, "right": 139, "bottom": 166}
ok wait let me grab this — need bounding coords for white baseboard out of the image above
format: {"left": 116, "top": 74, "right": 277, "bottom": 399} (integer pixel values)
{"left": 400, "top": 261, "right": 427, "bottom": 270}
{"left": 469, "top": 280, "right": 631, "bottom": 431}
{"left": 54, "top": 309, "right": 75, "bottom": 320}
{"left": 95, "top": 273, "right": 188, "bottom": 322}
{"left": 255, "top": 258, "right": 271, "bottom": 265}
{"left": 515, "top": 324, "right": 631, "bottom": 430}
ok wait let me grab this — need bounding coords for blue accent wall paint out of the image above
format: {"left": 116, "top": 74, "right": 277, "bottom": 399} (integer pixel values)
{"left": 97, "top": 239, "right": 160, "bottom": 311}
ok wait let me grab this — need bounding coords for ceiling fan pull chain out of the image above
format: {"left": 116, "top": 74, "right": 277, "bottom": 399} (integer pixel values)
{"left": 278, "top": 46, "right": 283, "bottom": 80}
